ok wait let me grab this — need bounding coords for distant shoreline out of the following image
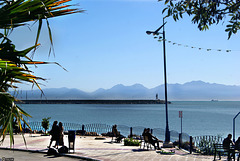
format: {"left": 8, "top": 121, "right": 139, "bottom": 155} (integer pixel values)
{"left": 16, "top": 99, "right": 171, "bottom": 104}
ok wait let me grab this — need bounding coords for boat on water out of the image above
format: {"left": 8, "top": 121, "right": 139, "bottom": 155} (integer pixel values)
{"left": 211, "top": 99, "right": 218, "bottom": 102}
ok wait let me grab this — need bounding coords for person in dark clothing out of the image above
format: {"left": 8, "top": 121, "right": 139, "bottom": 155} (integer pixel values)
{"left": 223, "top": 134, "right": 234, "bottom": 160}
{"left": 48, "top": 121, "right": 60, "bottom": 149}
{"left": 235, "top": 137, "right": 240, "bottom": 150}
{"left": 223, "top": 134, "right": 234, "bottom": 149}
{"left": 143, "top": 128, "right": 162, "bottom": 150}
{"left": 59, "top": 122, "right": 64, "bottom": 146}
{"left": 235, "top": 137, "right": 240, "bottom": 161}
{"left": 112, "top": 124, "right": 125, "bottom": 142}
{"left": 142, "top": 128, "right": 147, "bottom": 137}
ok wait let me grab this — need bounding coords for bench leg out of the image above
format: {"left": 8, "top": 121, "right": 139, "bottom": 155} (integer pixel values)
{"left": 227, "top": 151, "right": 233, "bottom": 161}
{"left": 229, "top": 150, "right": 236, "bottom": 161}
{"left": 233, "top": 151, "right": 235, "bottom": 161}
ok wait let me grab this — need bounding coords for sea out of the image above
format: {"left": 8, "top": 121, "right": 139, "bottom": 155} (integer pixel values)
{"left": 18, "top": 101, "right": 240, "bottom": 139}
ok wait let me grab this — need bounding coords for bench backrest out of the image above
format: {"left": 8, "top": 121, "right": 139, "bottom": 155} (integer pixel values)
{"left": 214, "top": 143, "right": 234, "bottom": 150}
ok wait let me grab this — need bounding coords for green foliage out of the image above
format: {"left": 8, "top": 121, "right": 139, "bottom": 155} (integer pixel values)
{"left": 0, "top": 0, "right": 83, "bottom": 147}
{"left": 194, "top": 135, "right": 223, "bottom": 155}
{"left": 124, "top": 138, "right": 140, "bottom": 146}
{"left": 157, "top": 150, "right": 175, "bottom": 155}
{"left": 41, "top": 117, "right": 51, "bottom": 134}
{"left": 160, "top": 0, "right": 240, "bottom": 39}
{"left": 0, "top": 92, "right": 31, "bottom": 145}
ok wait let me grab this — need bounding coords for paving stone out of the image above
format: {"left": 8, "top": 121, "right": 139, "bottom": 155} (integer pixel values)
{"left": 0, "top": 134, "right": 228, "bottom": 161}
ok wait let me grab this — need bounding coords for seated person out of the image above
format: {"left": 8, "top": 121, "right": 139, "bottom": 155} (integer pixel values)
{"left": 112, "top": 124, "right": 125, "bottom": 142}
{"left": 235, "top": 137, "right": 240, "bottom": 161}
{"left": 223, "top": 134, "right": 234, "bottom": 149}
{"left": 142, "top": 128, "right": 147, "bottom": 138}
{"left": 143, "top": 128, "right": 162, "bottom": 150}
{"left": 223, "top": 134, "right": 234, "bottom": 160}
{"left": 235, "top": 137, "right": 240, "bottom": 150}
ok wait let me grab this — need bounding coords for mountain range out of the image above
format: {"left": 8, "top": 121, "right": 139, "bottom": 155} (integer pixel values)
{"left": 13, "top": 81, "right": 240, "bottom": 101}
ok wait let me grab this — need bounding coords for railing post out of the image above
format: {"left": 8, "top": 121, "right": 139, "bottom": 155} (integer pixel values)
{"left": 82, "top": 124, "right": 85, "bottom": 131}
{"left": 82, "top": 124, "right": 85, "bottom": 135}
{"left": 190, "top": 136, "right": 193, "bottom": 154}
{"left": 179, "top": 133, "right": 182, "bottom": 149}
{"left": 130, "top": 127, "right": 133, "bottom": 138}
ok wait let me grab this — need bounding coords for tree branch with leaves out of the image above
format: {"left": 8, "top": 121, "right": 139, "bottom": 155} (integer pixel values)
{"left": 160, "top": 0, "right": 240, "bottom": 39}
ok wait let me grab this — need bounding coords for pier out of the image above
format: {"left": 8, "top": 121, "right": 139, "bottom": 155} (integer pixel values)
{"left": 17, "top": 99, "right": 171, "bottom": 104}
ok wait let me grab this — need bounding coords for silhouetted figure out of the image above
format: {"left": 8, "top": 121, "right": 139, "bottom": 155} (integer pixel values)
{"left": 235, "top": 137, "right": 240, "bottom": 150}
{"left": 235, "top": 137, "right": 240, "bottom": 161}
{"left": 143, "top": 128, "right": 162, "bottom": 150}
{"left": 223, "top": 134, "right": 234, "bottom": 149}
{"left": 223, "top": 134, "right": 234, "bottom": 160}
{"left": 59, "top": 122, "right": 64, "bottom": 146}
{"left": 142, "top": 128, "right": 147, "bottom": 137}
{"left": 112, "top": 124, "right": 125, "bottom": 142}
{"left": 48, "top": 121, "right": 60, "bottom": 149}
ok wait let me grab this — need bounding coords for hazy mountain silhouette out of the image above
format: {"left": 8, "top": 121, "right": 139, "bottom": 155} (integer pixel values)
{"left": 13, "top": 81, "right": 240, "bottom": 101}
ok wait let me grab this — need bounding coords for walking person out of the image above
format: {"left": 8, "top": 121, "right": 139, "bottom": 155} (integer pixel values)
{"left": 59, "top": 122, "right": 64, "bottom": 146}
{"left": 48, "top": 121, "right": 60, "bottom": 149}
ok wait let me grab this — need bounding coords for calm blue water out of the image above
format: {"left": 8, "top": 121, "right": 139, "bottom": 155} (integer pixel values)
{"left": 18, "top": 101, "right": 240, "bottom": 138}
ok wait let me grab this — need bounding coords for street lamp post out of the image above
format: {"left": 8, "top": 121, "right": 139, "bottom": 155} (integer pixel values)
{"left": 146, "top": 18, "right": 170, "bottom": 143}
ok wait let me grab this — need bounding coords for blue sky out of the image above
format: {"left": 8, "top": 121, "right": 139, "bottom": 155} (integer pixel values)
{"left": 10, "top": 0, "right": 240, "bottom": 92}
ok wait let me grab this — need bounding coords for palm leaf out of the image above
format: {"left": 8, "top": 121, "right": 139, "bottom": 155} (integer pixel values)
{"left": 0, "top": 0, "right": 82, "bottom": 148}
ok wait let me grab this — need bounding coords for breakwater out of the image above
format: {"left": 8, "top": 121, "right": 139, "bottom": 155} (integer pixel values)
{"left": 17, "top": 99, "right": 170, "bottom": 104}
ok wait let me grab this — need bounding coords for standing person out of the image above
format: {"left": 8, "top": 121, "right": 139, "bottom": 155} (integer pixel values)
{"left": 59, "top": 122, "right": 64, "bottom": 146}
{"left": 48, "top": 121, "right": 60, "bottom": 149}
{"left": 223, "top": 134, "right": 234, "bottom": 160}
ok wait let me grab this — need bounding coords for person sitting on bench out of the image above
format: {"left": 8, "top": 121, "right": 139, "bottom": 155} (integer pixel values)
{"left": 112, "top": 124, "right": 125, "bottom": 142}
{"left": 143, "top": 128, "right": 161, "bottom": 150}
{"left": 235, "top": 137, "right": 240, "bottom": 161}
{"left": 223, "top": 134, "right": 234, "bottom": 160}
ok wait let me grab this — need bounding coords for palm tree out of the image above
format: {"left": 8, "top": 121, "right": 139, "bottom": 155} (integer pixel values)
{"left": 0, "top": 0, "right": 83, "bottom": 146}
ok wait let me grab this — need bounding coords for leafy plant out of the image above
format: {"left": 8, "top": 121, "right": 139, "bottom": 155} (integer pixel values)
{"left": 0, "top": 0, "right": 83, "bottom": 147}
{"left": 41, "top": 117, "right": 51, "bottom": 134}
{"left": 157, "top": 150, "right": 175, "bottom": 155}
{"left": 124, "top": 138, "right": 140, "bottom": 146}
{"left": 194, "top": 135, "right": 223, "bottom": 155}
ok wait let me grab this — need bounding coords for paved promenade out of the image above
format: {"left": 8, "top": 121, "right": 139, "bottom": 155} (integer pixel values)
{"left": 0, "top": 134, "right": 227, "bottom": 161}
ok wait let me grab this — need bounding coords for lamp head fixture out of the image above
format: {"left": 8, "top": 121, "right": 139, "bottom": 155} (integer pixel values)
{"left": 146, "top": 31, "right": 160, "bottom": 35}
{"left": 146, "top": 21, "right": 167, "bottom": 35}
{"left": 146, "top": 31, "right": 153, "bottom": 35}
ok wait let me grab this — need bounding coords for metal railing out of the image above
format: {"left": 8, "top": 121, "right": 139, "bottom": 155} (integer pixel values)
{"left": 26, "top": 122, "right": 228, "bottom": 155}
{"left": 28, "top": 122, "right": 189, "bottom": 142}
{"left": 192, "top": 135, "right": 224, "bottom": 155}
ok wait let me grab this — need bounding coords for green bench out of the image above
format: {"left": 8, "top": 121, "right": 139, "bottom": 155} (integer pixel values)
{"left": 213, "top": 144, "right": 239, "bottom": 161}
